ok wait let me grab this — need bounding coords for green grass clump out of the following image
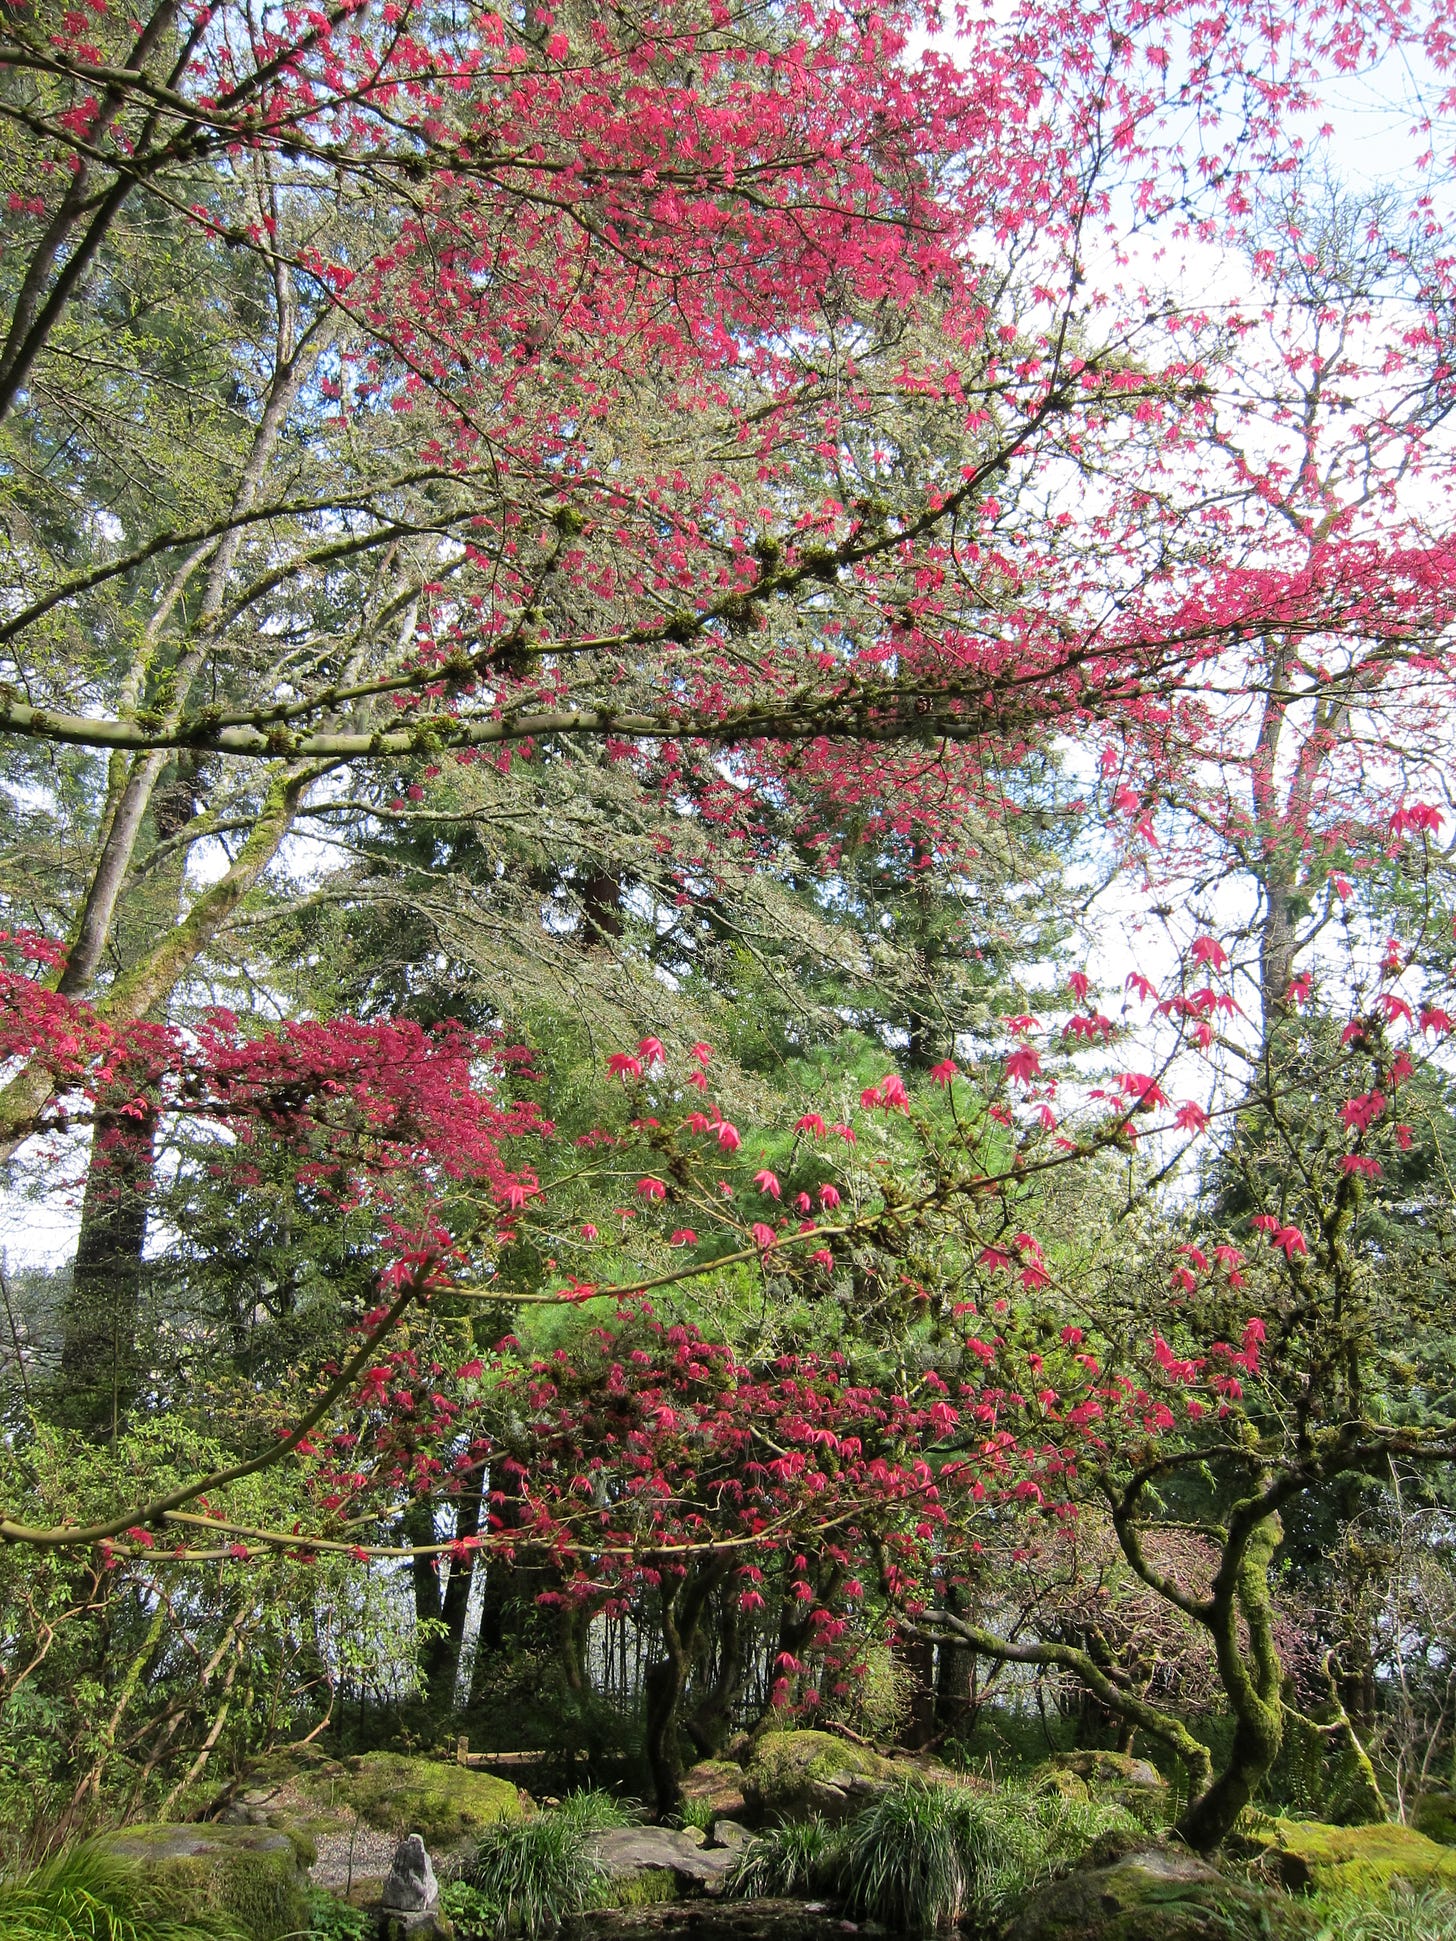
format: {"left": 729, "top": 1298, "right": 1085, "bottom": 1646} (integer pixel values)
{"left": 677, "top": 1797, "right": 716, "bottom": 1835}
{"left": 0, "top": 1842, "right": 245, "bottom": 1941}
{"left": 729, "top": 1819, "right": 845, "bottom": 1901}
{"left": 550, "top": 1792, "right": 638, "bottom": 1835}
{"left": 1309, "top": 1884, "right": 1456, "bottom": 1941}
{"left": 839, "top": 1779, "right": 1140, "bottom": 1933}
{"left": 460, "top": 1793, "right": 633, "bottom": 1936}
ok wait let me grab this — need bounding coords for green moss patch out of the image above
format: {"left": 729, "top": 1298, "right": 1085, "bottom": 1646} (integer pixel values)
{"left": 1003, "top": 1844, "right": 1310, "bottom": 1941}
{"left": 99, "top": 1823, "right": 307, "bottom": 1941}
{"left": 341, "top": 1751, "right": 525, "bottom": 1846}
{"left": 225, "top": 1745, "right": 526, "bottom": 1856}
{"left": 742, "top": 1730, "right": 963, "bottom": 1825}
{"left": 1258, "top": 1818, "right": 1456, "bottom": 1895}
{"left": 592, "top": 1865, "right": 683, "bottom": 1911}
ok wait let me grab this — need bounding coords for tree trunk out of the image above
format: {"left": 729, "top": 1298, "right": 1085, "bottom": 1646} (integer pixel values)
{"left": 684, "top": 1588, "right": 744, "bottom": 1758}
{"left": 1176, "top": 1513, "right": 1285, "bottom": 1853}
{"left": 644, "top": 1654, "right": 687, "bottom": 1817}
{"left": 424, "top": 1475, "right": 484, "bottom": 1710}
{"left": 580, "top": 869, "right": 623, "bottom": 942}
{"left": 53, "top": 1101, "right": 158, "bottom": 1439}
{"left": 404, "top": 1499, "right": 443, "bottom": 1640}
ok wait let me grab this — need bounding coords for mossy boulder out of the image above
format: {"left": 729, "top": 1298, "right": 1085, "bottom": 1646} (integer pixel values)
{"left": 1046, "top": 1751, "right": 1164, "bottom": 1789}
{"left": 343, "top": 1751, "right": 525, "bottom": 1847}
{"left": 1253, "top": 1817, "right": 1456, "bottom": 1894}
{"left": 1003, "top": 1843, "right": 1309, "bottom": 1941}
{"left": 1032, "top": 1752, "right": 1170, "bottom": 1832}
{"left": 741, "top": 1730, "right": 965, "bottom": 1825}
{"left": 223, "top": 1746, "right": 526, "bottom": 1856}
{"left": 588, "top": 1829, "right": 731, "bottom": 1905}
{"left": 100, "top": 1823, "right": 310, "bottom": 1941}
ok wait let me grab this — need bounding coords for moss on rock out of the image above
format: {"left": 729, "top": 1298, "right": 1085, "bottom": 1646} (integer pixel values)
{"left": 224, "top": 1745, "right": 526, "bottom": 1857}
{"left": 343, "top": 1751, "right": 525, "bottom": 1847}
{"left": 1046, "top": 1751, "right": 1164, "bottom": 1789}
{"left": 99, "top": 1823, "right": 308, "bottom": 1941}
{"left": 1002, "top": 1843, "right": 1310, "bottom": 1941}
{"left": 1255, "top": 1818, "right": 1456, "bottom": 1895}
{"left": 1031, "top": 1753, "right": 1169, "bottom": 1833}
{"left": 593, "top": 1864, "right": 683, "bottom": 1911}
{"left": 742, "top": 1730, "right": 963, "bottom": 1826}
{"left": 743, "top": 1730, "right": 888, "bottom": 1823}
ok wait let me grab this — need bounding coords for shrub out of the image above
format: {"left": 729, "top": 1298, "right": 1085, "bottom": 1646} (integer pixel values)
{"left": 302, "top": 1886, "right": 371, "bottom": 1940}
{"left": 729, "top": 1819, "right": 845, "bottom": 1901}
{"left": 0, "top": 1841, "right": 246, "bottom": 1941}
{"left": 440, "top": 1881, "right": 504, "bottom": 1940}
{"left": 551, "top": 1792, "right": 638, "bottom": 1834}
{"left": 842, "top": 1784, "right": 971, "bottom": 1931}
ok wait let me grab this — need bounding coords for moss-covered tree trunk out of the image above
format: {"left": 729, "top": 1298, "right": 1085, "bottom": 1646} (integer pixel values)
{"left": 1175, "top": 1512, "right": 1286, "bottom": 1853}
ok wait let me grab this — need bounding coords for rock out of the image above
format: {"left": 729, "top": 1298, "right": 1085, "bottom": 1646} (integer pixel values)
{"left": 212, "top": 1744, "right": 526, "bottom": 1893}
{"left": 589, "top": 1827, "right": 737, "bottom": 1900}
{"left": 382, "top": 1914, "right": 455, "bottom": 1941}
{"left": 708, "top": 1821, "right": 752, "bottom": 1853}
{"left": 1003, "top": 1844, "right": 1305, "bottom": 1941}
{"left": 1032, "top": 1752, "right": 1169, "bottom": 1832}
{"left": 1047, "top": 1751, "right": 1163, "bottom": 1789}
{"left": 340, "top": 1751, "right": 526, "bottom": 1849}
{"left": 98, "top": 1823, "right": 310, "bottom": 1941}
{"left": 1251, "top": 1817, "right": 1456, "bottom": 1895}
{"left": 567, "top": 1897, "right": 860, "bottom": 1941}
{"left": 681, "top": 1761, "right": 748, "bottom": 1824}
{"left": 383, "top": 1834, "right": 439, "bottom": 1912}
{"left": 383, "top": 1916, "right": 454, "bottom": 1941}
{"left": 741, "top": 1731, "right": 965, "bottom": 1827}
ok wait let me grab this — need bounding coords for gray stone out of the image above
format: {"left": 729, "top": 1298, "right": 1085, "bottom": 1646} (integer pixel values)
{"left": 589, "top": 1827, "right": 736, "bottom": 1897}
{"left": 708, "top": 1821, "right": 752, "bottom": 1853}
{"left": 383, "top": 1833, "right": 439, "bottom": 1913}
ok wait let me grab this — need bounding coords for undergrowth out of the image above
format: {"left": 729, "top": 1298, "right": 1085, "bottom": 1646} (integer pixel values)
{"left": 733, "top": 1778, "right": 1139, "bottom": 1933}
{"left": 729, "top": 1818, "right": 844, "bottom": 1900}
{"left": 1308, "top": 1884, "right": 1456, "bottom": 1941}
{"left": 457, "top": 1791, "right": 637, "bottom": 1937}
{"left": 0, "top": 1841, "right": 245, "bottom": 1941}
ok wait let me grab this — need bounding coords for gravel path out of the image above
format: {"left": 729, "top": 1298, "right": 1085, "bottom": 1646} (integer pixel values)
{"left": 309, "top": 1821, "right": 402, "bottom": 1893}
